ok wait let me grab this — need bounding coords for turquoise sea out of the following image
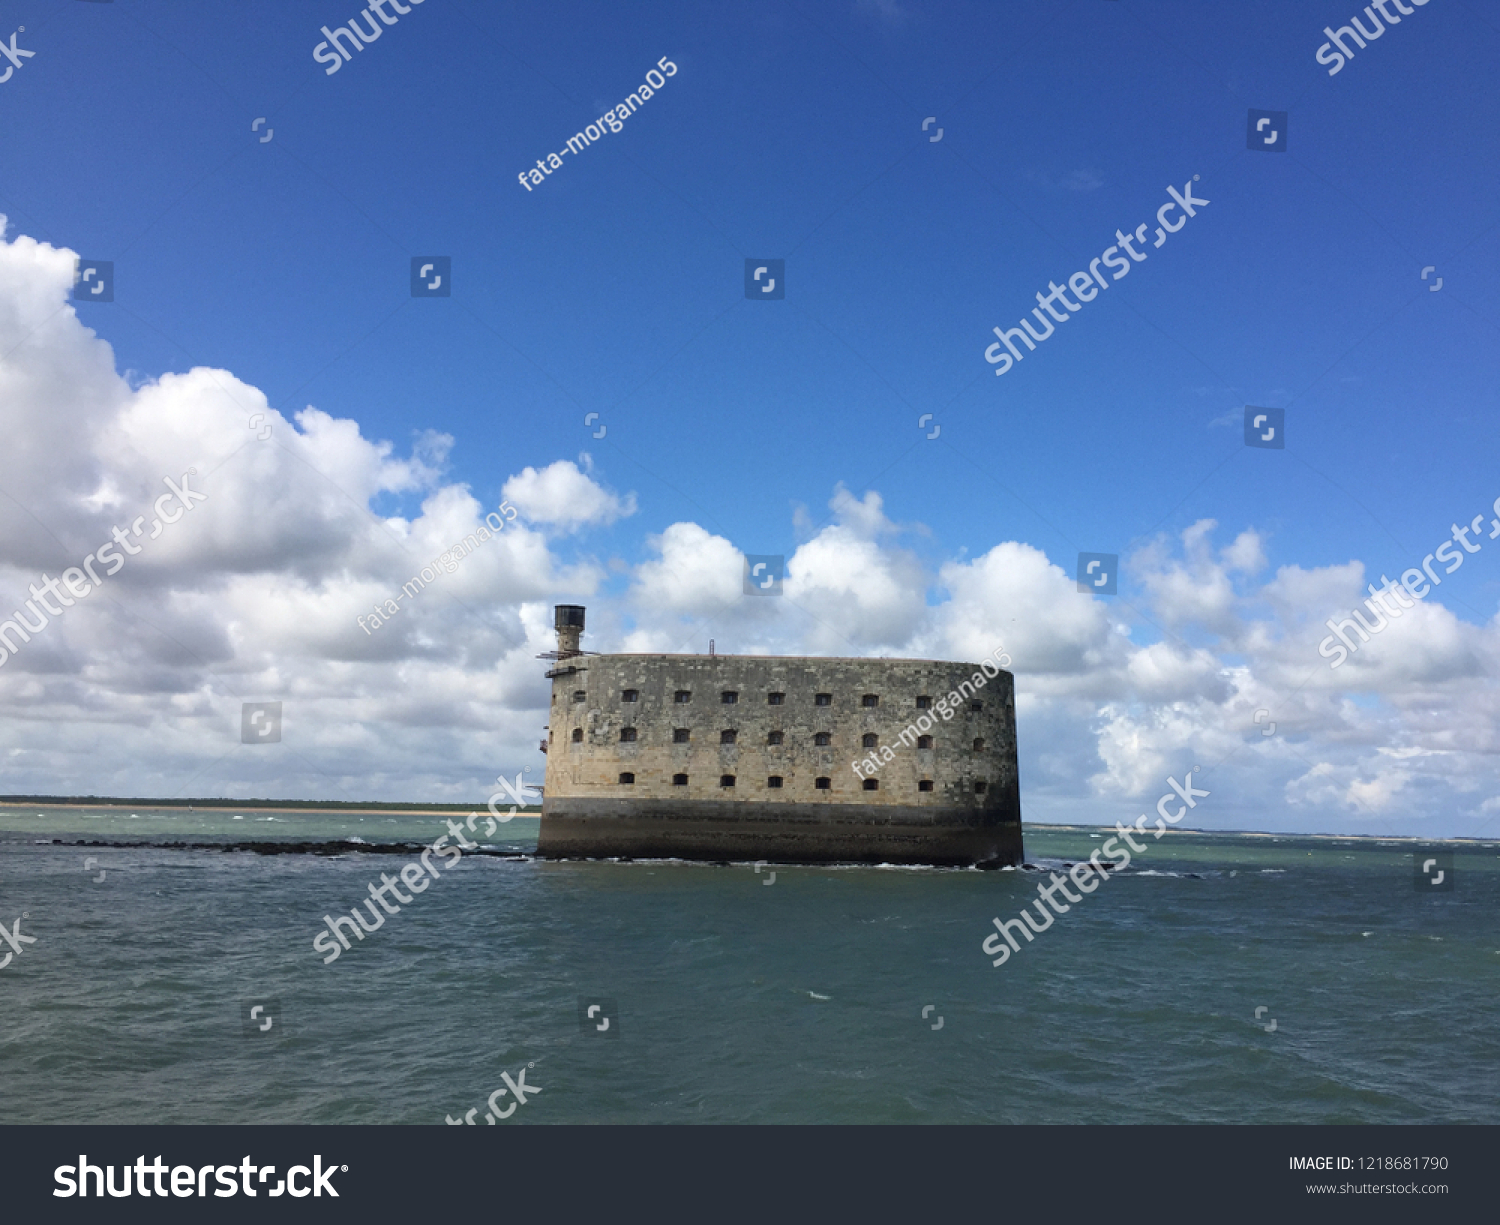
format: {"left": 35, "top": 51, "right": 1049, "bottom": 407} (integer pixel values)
{"left": 1, "top": 805, "right": 1496, "bottom": 1124}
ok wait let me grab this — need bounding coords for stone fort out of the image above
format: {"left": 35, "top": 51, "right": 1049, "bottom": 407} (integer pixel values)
{"left": 537, "top": 606, "right": 1023, "bottom": 867}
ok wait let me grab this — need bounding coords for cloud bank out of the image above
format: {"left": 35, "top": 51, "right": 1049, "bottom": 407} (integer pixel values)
{"left": 1, "top": 221, "right": 1497, "bottom": 836}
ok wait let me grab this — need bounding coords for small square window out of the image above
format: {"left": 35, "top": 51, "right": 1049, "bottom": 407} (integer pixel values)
{"left": 814, "top": 693, "right": 832, "bottom": 706}
{"left": 767, "top": 776, "right": 783, "bottom": 788}
{"left": 970, "top": 701, "right": 983, "bottom": 712}
{"left": 618, "top": 772, "right": 635, "bottom": 785}
{"left": 720, "top": 774, "right": 736, "bottom": 788}
{"left": 974, "top": 780, "right": 987, "bottom": 794}
{"left": 862, "top": 733, "right": 878, "bottom": 749}
{"left": 571, "top": 728, "right": 583, "bottom": 743}
{"left": 573, "top": 690, "right": 586, "bottom": 703}
{"left": 720, "top": 729, "right": 737, "bottom": 745}
{"left": 918, "top": 779, "right": 934, "bottom": 792}
{"left": 972, "top": 737, "right": 985, "bottom": 751}
{"left": 721, "top": 691, "right": 738, "bottom": 705}
{"left": 673, "top": 728, "right": 691, "bottom": 744}
{"left": 916, "top": 696, "right": 932, "bottom": 710}
{"left": 861, "top": 694, "right": 879, "bottom": 708}
{"left": 767, "top": 692, "right": 785, "bottom": 705}
{"left": 862, "top": 778, "right": 878, "bottom": 791}
{"left": 767, "top": 731, "right": 784, "bottom": 746}
{"left": 673, "top": 773, "right": 688, "bottom": 786}
{"left": 814, "top": 777, "right": 831, "bottom": 790}
{"left": 622, "top": 689, "right": 638, "bottom": 703}
{"left": 814, "top": 732, "right": 831, "bottom": 746}
{"left": 620, "top": 727, "right": 637, "bottom": 742}
{"left": 917, "top": 735, "right": 932, "bottom": 749}
{"left": 674, "top": 690, "right": 692, "bottom": 704}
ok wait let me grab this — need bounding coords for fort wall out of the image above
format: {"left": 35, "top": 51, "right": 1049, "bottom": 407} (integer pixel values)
{"left": 537, "top": 641, "right": 1023, "bottom": 866}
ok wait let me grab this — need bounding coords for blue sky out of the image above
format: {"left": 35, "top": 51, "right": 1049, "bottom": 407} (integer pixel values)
{"left": 1, "top": 0, "right": 1497, "bottom": 833}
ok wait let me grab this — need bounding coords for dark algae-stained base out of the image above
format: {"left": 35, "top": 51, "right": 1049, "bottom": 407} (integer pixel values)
{"left": 537, "top": 796, "right": 1023, "bottom": 866}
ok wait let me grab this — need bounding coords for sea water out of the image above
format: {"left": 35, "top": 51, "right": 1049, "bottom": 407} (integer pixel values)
{"left": 1, "top": 806, "right": 1496, "bottom": 1124}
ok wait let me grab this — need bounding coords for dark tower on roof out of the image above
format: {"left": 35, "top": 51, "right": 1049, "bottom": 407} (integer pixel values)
{"left": 555, "top": 604, "right": 586, "bottom": 658}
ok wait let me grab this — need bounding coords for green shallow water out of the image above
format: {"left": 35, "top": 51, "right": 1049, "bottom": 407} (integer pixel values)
{"left": 1, "top": 809, "right": 1496, "bottom": 1124}
{"left": 0, "top": 803, "right": 540, "bottom": 850}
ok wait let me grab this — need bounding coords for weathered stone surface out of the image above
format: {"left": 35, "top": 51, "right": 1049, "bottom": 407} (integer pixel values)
{"left": 538, "top": 797, "right": 1020, "bottom": 865}
{"left": 538, "top": 651, "right": 1023, "bottom": 867}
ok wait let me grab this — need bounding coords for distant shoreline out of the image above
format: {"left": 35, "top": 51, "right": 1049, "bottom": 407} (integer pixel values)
{"left": 0, "top": 796, "right": 539, "bottom": 816}
{"left": 0, "top": 802, "right": 1482, "bottom": 843}
{"left": 1025, "top": 821, "right": 1494, "bottom": 845}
